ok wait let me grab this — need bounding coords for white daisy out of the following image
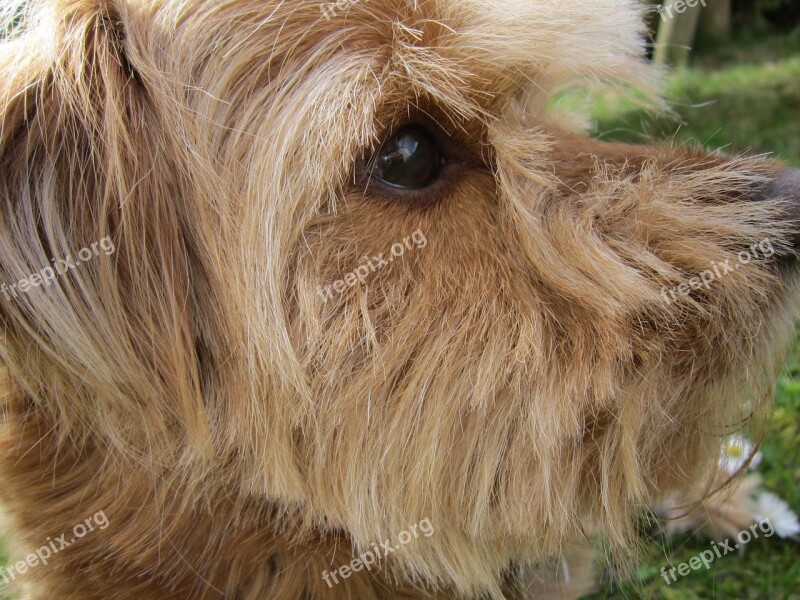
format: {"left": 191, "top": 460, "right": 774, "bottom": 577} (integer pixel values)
{"left": 719, "top": 434, "right": 762, "bottom": 474}
{"left": 754, "top": 492, "right": 800, "bottom": 539}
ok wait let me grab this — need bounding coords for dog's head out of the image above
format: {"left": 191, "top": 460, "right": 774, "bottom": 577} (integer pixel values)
{"left": 1, "top": 0, "right": 798, "bottom": 594}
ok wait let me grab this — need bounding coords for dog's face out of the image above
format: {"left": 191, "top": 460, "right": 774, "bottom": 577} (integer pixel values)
{"left": 1, "top": 0, "right": 799, "bottom": 594}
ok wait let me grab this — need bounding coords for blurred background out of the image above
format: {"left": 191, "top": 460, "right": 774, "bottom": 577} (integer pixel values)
{"left": 0, "top": 0, "right": 799, "bottom": 598}
{"left": 594, "top": 0, "right": 800, "bottom": 165}
{"left": 589, "top": 0, "right": 800, "bottom": 597}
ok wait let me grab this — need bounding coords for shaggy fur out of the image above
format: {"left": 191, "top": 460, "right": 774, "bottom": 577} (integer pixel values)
{"left": 0, "top": 0, "right": 797, "bottom": 598}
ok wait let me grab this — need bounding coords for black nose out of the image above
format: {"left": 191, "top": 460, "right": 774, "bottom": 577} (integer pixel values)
{"left": 764, "top": 169, "right": 800, "bottom": 254}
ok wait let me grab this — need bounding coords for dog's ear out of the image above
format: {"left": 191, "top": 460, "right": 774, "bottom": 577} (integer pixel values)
{"left": 0, "top": 1, "right": 209, "bottom": 456}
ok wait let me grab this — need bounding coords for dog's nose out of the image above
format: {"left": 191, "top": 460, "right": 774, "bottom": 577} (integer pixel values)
{"left": 764, "top": 169, "right": 800, "bottom": 252}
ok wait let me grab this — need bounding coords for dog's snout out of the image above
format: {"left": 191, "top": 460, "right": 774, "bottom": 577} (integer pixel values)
{"left": 764, "top": 169, "right": 800, "bottom": 252}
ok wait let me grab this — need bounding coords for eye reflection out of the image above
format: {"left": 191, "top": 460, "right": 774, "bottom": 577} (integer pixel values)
{"left": 371, "top": 125, "right": 441, "bottom": 190}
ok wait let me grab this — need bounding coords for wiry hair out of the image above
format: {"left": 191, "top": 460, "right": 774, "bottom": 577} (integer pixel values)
{"left": 0, "top": 0, "right": 797, "bottom": 598}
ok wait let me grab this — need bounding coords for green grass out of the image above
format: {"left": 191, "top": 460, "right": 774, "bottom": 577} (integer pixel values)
{"left": 691, "top": 27, "right": 800, "bottom": 70}
{"left": 586, "top": 31, "right": 800, "bottom": 600}
{"left": 0, "top": 539, "right": 6, "bottom": 599}
{"left": 589, "top": 56, "right": 800, "bottom": 167}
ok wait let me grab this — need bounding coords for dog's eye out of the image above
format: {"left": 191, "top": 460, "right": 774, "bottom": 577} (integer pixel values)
{"left": 371, "top": 125, "right": 440, "bottom": 190}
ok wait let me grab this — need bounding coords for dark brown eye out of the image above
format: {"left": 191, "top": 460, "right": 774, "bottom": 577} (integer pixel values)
{"left": 371, "top": 125, "right": 441, "bottom": 190}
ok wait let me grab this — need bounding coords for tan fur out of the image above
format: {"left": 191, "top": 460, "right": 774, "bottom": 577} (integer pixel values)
{"left": 0, "top": 1, "right": 797, "bottom": 598}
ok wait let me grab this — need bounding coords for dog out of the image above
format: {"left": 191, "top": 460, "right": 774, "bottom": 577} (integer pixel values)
{"left": 0, "top": 0, "right": 798, "bottom": 598}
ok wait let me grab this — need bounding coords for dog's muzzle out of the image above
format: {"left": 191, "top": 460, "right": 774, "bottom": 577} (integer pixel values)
{"left": 765, "top": 169, "right": 800, "bottom": 258}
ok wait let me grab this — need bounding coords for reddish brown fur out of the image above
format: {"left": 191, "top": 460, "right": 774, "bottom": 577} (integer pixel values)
{"left": 0, "top": 0, "right": 797, "bottom": 598}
